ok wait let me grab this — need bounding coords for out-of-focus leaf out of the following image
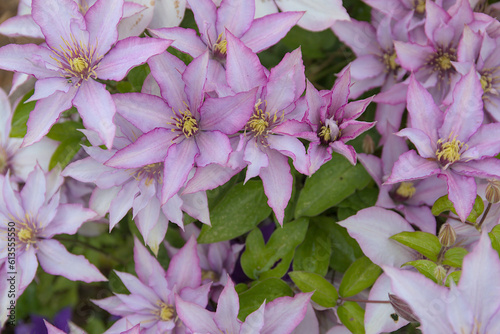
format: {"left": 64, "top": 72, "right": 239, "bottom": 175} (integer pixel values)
{"left": 10, "top": 89, "right": 35, "bottom": 138}
{"left": 339, "top": 256, "right": 381, "bottom": 297}
{"left": 289, "top": 271, "right": 338, "bottom": 308}
{"left": 49, "top": 137, "right": 82, "bottom": 170}
{"left": 442, "top": 247, "right": 468, "bottom": 268}
{"left": 445, "top": 271, "right": 461, "bottom": 287}
{"left": 489, "top": 225, "right": 500, "bottom": 255}
{"left": 46, "top": 121, "right": 84, "bottom": 141}
{"left": 293, "top": 221, "right": 331, "bottom": 276}
{"left": 431, "top": 194, "right": 484, "bottom": 223}
{"left": 402, "top": 260, "right": 438, "bottom": 283}
{"left": 338, "top": 301, "right": 365, "bottom": 334}
{"left": 391, "top": 231, "right": 442, "bottom": 262}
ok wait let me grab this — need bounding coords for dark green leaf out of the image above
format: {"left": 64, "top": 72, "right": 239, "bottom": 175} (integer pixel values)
{"left": 445, "top": 271, "right": 461, "bottom": 287}
{"left": 295, "top": 153, "right": 372, "bottom": 217}
{"left": 240, "top": 218, "right": 308, "bottom": 280}
{"left": 489, "top": 224, "right": 500, "bottom": 255}
{"left": 49, "top": 138, "right": 82, "bottom": 170}
{"left": 431, "top": 194, "right": 484, "bottom": 223}
{"left": 390, "top": 231, "right": 442, "bottom": 262}
{"left": 198, "top": 180, "right": 271, "bottom": 243}
{"left": 293, "top": 221, "right": 331, "bottom": 276}
{"left": 339, "top": 256, "right": 381, "bottom": 297}
{"left": 338, "top": 301, "right": 365, "bottom": 334}
{"left": 289, "top": 271, "right": 338, "bottom": 308}
{"left": 46, "top": 121, "right": 84, "bottom": 141}
{"left": 10, "top": 89, "right": 35, "bottom": 138}
{"left": 402, "top": 260, "right": 438, "bottom": 283}
{"left": 238, "top": 278, "right": 293, "bottom": 320}
{"left": 442, "top": 247, "right": 468, "bottom": 268}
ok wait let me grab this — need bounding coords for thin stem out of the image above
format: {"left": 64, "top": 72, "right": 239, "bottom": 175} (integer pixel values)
{"left": 438, "top": 214, "right": 475, "bottom": 226}
{"left": 477, "top": 202, "right": 492, "bottom": 230}
{"left": 54, "top": 236, "right": 127, "bottom": 266}
{"left": 339, "top": 297, "right": 390, "bottom": 304}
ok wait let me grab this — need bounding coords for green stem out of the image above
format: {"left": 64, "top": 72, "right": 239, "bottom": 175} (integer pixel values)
{"left": 339, "top": 297, "right": 390, "bottom": 304}
{"left": 477, "top": 202, "right": 492, "bottom": 231}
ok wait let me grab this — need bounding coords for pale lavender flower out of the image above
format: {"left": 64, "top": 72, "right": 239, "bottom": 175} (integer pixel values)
{"left": 176, "top": 276, "right": 312, "bottom": 334}
{"left": 384, "top": 232, "right": 500, "bottom": 333}
{"left": 387, "top": 69, "right": 500, "bottom": 222}
{"left": 0, "top": 0, "right": 171, "bottom": 148}
{"left": 94, "top": 236, "right": 210, "bottom": 334}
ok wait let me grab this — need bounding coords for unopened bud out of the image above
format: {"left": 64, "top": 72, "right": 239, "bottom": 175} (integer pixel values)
{"left": 485, "top": 179, "right": 500, "bottom": 203}
{"left": 362, "top": 135, "right": 375, "bottom": 154}
{"left": 434, "top": 265, "right": 446, "bottom": 283}
{"left": 438, "top": 223, "right": 456, "bottom": 247}
{"left": 388, "top": 294, "right": 420, "bottom": 323}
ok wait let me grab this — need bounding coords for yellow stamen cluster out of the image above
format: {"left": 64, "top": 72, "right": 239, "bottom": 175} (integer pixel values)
{"left": 395, "top": 182, "right": 416, "bottom": 199}
{"left": 436, "top": 136, "right": 466, "bottom": 168}
{"left": 245, "top": 100, "right": 284, "bottom": 145}
{"left": 383, "top": 51, "right": 398, "bottom": 72}
{"left": 480, "top": 73, "right": 493, "bottom": 94}
{"left": 157, "top": 301, "right": 175, "bottom": 321}
{"left": 318, "top": 125, "right": 331, "bottom": 142}
{"left": 51, "top": 34, "right": 101, "bottom": 84}
{"left": 415, "top": 0, "right": 426, "bottom": 14}
{"left": 201, "top": 269, "right": 219, "bottom": 282}
{"left": 170, "top": 109, "right": 199, "bottom": 138}
{"left": 426, "top": 47, "right": 457, "bottom": 82}
{"left": 134, "top": 163, "right": 163, "bottom": 186}
{"left": 213, "top": 33, "right": 228, "bottom": 56}
{"left": 18, "top": 228, "right": 34, "bottom": 244}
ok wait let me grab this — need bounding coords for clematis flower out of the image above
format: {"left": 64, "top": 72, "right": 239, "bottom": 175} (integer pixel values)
{"left": 0, "top": 0, "right": 171, "bottom": 149}
{"left": 358, "top": 134, "right": 447, "bottom": 233}
{"left": 176, "top": 276, "right": 312, "bottom": 334}
{"left": 94, "top": 236, "right": 210, "bottom": 334}
{"left": 386, "top": 68, "right": 500, "bottom": 222}
{"left": 0, "top": 166, "right": 105, "bottom": 326}
{"left": 0, "top": 87, "right": 58, "bottom": 184}
{"left": 223, "top": 32, "right": 308, "bottom": 224}
{"left": 384, "top": 232, "right": 500, "bottom": 333}
{"left": 274, "top": 69, "right": 374, "bottom": 175}
{"left": 63, "top": 115, "right": 210, "bottom": 255}
{"left": 105, "top": 50, "right": 257, "bottom": 205}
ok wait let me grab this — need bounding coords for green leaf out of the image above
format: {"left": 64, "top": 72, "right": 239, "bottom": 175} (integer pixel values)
{"left": 445, "top": 271, "right": 461, "bottom": 287}
{"left": 311, "top": 216, "right": 363, "bottom": 272}
{"left": 240, "top": 218, "right": 309, "bottom": 280}
{"left": 390, "top": 231, "right": 442, "bottom": 262}
{"left": 49, "top": 138, "right": 82, "bottom": 170}
{"left": 402, "top": 260, "right": 438, "bottom": 283}
{"left": 442, "top": 247, "right": 468, "bottom": 268}
{"left": 293, "top": 221, "right": 331, "bottom": 276}
{"left": 295, "top": 153, "right": 371, "bottom": 217}
{"left": 338, "top": 301, "right": 365, "bottom": 334}
{"left": 339, "top": 256, "right": 382, "bottom": 297}
{"left": 489, "top": 224, "right": 500, "bottom": 255}
{"left": 10, "top": 89, "right": 36, "bottom": 138}
{"left": 198, "top": 180, "right": 271, "bottom": 243}
{"left": 238, "top": 278, "right": 293, "bottom": 320}
{"left": 46, "top": 121, "right": 84, "bottom": 141}
{"left": 431, "top": 194, "right": 484, "bottom": 223}
{"left": 289, "top": 271, "right": 338, "bottom": 308}
{"left": 127, "top": 64, "right": 149, "bottom": 91}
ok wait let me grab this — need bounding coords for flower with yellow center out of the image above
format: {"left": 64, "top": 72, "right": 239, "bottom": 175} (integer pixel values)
{"left": 435, "top": 136, "right": 467, "bottom": 169}
{"left": 395, "top": 182, "right": 416, "bottom": 200}
{"left": 382, "top": 51, "right": 399, "bottom": 73}
{"left": 415, "top": 0, "right": 426, "bottom": 14}
{"left": 213, "top": 33, "right": 228, "bottom": 57}
{"left": 245, "top": 99, "right": 283, "bottom": 145}
{"left": 169, "top": 108, "right": 199, "bottom": 138}
{"left": 158, "top": 301, "right": 175, "bottom": 321}
{"left": 134, "top": 163, "right": 164, "bottom": 186}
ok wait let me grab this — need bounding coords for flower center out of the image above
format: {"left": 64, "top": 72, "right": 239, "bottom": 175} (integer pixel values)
{"left": 158, "top": 302, "right": 175, "bottom": 321}
{"left": 18, "top": 227, "right": 35, "bottom": 244}
{"left": 69, "top": 57, "right": 89, "bottom": 73}
{"left": 170, "top": 109, "right": 199, "bottom": 138}
{"left": 437, "top": 55, "right": 452, "bottom": 70}
{"left": 436, "top": 136, "right": 466, "bottom": 169}
{"left": 395, "top": 182, "right": 416, "bottom": 199}
{"left": 427, "top": 47, "right": 457, "bottom": 81}
{"left": 382, "top": 51, "right": 399, "bottom": 73}
{"left": 245, "top": 99, "right": 283, "bottom": 145}
{"left": 135, "top": 163, "right": 163, "bottom": 186}
{"left": 415, "top": 0, "right": 426, "bottom": 14}
{"left": 318, "top": 119, "right": 340, "bottom": 145}
{"left": 201, "top": 269, "right": 219, "bottom": 282}
{"left": 480, "top": 73, "right": 493, "bottom": 94}
{"left": 213, "top": 33, "right": 228, "bottom": 57}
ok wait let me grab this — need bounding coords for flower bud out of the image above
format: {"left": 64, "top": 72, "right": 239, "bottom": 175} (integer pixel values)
{"left": 388, "top": 294, "right": 420, "bottom": 323}
{"left": 438, "top": 223, "right": 456, "bottom": 247}
{"left": 485, "top": 179, "right": 500, "bottom": 204}
{"left": 362, "top": 135, "right": 375, "bottom": 154}
{"left": 434, "top": 265, "right": 446, "bottom": 283}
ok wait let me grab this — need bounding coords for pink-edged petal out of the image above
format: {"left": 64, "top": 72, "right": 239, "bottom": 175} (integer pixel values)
{"left": 118, "top": 1, "right": 154, "bottom": 40}
{"left": 338, "top": 207, "right": 416, "bottom": 267}
{"left": 27, "top": 77, "right": 71, "bottom": 102}
{"left": 84, "top": 0, "right": 122, "bottom": 56}
{"left": 183, "top": 51, "right": 209, "bottom": 112}
{"left": 149, "top": 27, "right": 206, "bottom": 57}
{"left": 200, "top": 89, "right": 256, "bottom": 134}
{"left": 145, "top": 213, "right": 168, "bottom": 256}
{"left": 408, "top": 176, "right": 447, "bottom": 206}
{"left": 268, "top": 135, "right": 308, "bottom": 174}
{"left": 304, "top": 80, "right": 322, "bottom": 124}
{"left": 175, "top": 295, "right": 220, "bottom": 333}
{"left": 340, "top": 120, "right": 375, "bottom": 141}
{"left": 166, "top": 236, "right": 201, "bottom": 290}
{"left": 106, "top": 128, "right": 174, "bottom": 168}
{"left": 183, "top": 164, "right": 241, "bottom": 194}
{"left": 261, "top": 293, "right": 312, "bottom": 334}
{"left": 23, "top": 88, "right": 77, "bottom": 147}
{"left": 63, "top": 156, "right": 109, "bottom": 183}
{"left": 406, "top": 74, "right": 442, "bottom": 143}
{"left": 273, "top": 120, "right": 316, "bottom": 141}
{"left": 114, "top": 271, "right": 158, "bottom": 304}
{"left": 349, "top": 55, "right": 385, "bottom": 80}
{"left": 216, "top": 0, "right": 254, "bottom": 38}
{"left": 32, "top": 0, "right": 86, "bottom": 51}
{"left": 181, "top": 191, "right": 211, "bottom": 225}
{"left": 383, "top": 266, "right": 451, "bottom": 334}
{"left": 226, "top": 31, "right": 266, "bottom": 93}
{"left": 18, "top": 247, "right": 38, "bottom": 290}
{"left": 439, "top": 67, "right": 483, "bottom": 142}
{"left": 97, "top": 37, "right": 172, "bottom": 81}
{"left": 381, "top": 134, "right": 409, "bottom": 176}
{"left": 386, "top": 151, "right": 440, "bottom": 184}
{"left": 439, "top": 170, "right": 476, "bottom": 222}
{"left": 452, "top": 158, "right": 500, "bottom": 179}
{"left": 365, "top": 274, "right": 409, "bottom": 334}
{"left": 402, "top": 205, "right": 436, "bottom": 234}
{"left": 307, "top": 142, "right": 331, "bottom": 176}
{"left": 394, "top": 41, "right": 434, "bottom": 71}
{"left": 0, "top": 15, "right": 43, "bottom": 39}
{"left": 330, "top": 141, "right": 357, "bottom": 165}
{"left": 462, "top": 123, "right": 500, "bottom": 160}
{"left": 259, "top": 149, "right": 292, "bottom": 225}
{"left": 241, "top": 302, "right": 265, "bottom": 333}
{"left": 396, "top": 128, "right": 435, "bottom": 159}
{"left": 43, "top": 204, "right": 96, "bottom": 237}
{"left": 20, "top": 166, "right": 46, "bottom": 215}
{"left": 195, "top": 131, "right": 232, "bottom": 167}
{"left": 188, "top": 0, "right": 217, "bottom": 45}
{"left": 109, "top": 180, "right": 139, "bottom": 229}
{"left": 37, "top": 239, "right": 106, "bottom": 282}
{"left": 331, "top": 19, "right": 378, "bottom": 56}
{"left": 277, "top": 0, "right": 348, "bottom": 32}
{"left": 243, "top": 138, "right": 268, "bottom": 181}
{"left": 133, "top": 236, "right": 168, "bottom": 294}
{"left": 240, "top": 12, "right": 303, "bottom": 53}
{"left": 162, "top": 140, "right": 199, "bottom": 203}
{"left": 73, "top": 80, "right": 116, "bottom": 149}
{"left": 357, "top": 153, "right": 383, "bottom": 186}
{"left": 269, "top": 48, "right": 305, "bottom": 108}
{"left": 113, "top": 92, "right": 171, "bottom": 133}
{"left": 342, "top": 96, "right": 373, "bottom": 121}
{"left": 89, "top": 187, "right": 120, "bottom": 217}
{"left": 214, "top": 278, "right": 240, "bottom": 333}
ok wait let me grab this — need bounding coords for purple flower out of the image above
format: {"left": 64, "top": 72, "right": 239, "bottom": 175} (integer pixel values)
{"left": 0, "top": 0, "right": 171, "bottom": 148}
{"left": 94, "top": 236, "right": 210, "bottom": 334}
{"left": 176, "top": 276, "right": 312, "bottom": 334}
{"left": 387, "top": 68, "right": 500, "bottom": 221}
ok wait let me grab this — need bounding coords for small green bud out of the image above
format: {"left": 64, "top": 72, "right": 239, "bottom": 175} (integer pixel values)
{"left": 485, "top": 179, "right": 500, "bottom": 204}
{"left": 438, "top": 223, "right": 456, "bottom": 247}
